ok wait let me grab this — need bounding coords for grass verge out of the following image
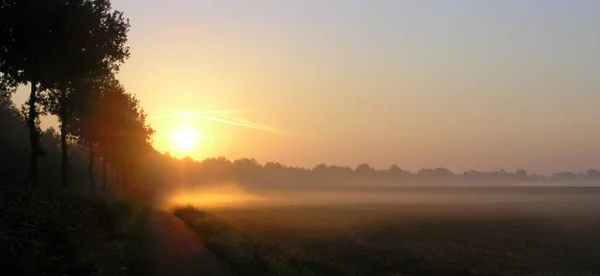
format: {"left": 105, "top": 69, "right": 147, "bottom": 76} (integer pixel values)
{"left": 0, "top": 185, "right": 149, "bottom": 276}
{"left": 175, "top": 206, "right": 337, "bottom": 276}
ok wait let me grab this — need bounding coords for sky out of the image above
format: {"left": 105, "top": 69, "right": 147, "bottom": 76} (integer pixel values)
{"left": 12, "top": 0, "right": 600, "bottom": 174}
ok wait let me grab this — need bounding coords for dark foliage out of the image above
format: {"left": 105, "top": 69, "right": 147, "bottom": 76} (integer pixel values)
{"left": 0, "top": 0, "right": 131, "bottom": 188}
{"left": 1, "top": 97, "right": 97, "bottom": 190}
{"left": 0, "top": 185, "right": 144, "bottom": 276}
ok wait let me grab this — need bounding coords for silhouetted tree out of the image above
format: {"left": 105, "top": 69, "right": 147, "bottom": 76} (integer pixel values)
{"left": 93, "top": 82, "right": 153, "bottom": 190}
{"left": 0, "top": 0, "right": 58, "bottom": 189}
{"left": 1, "top": 97, "right": 96, "bottom": 189}
{"left": 587, "top": 169, "right": 600, "bottom": 178}
{"left": 418, "top": 168, "right": 455, "bottom": 177}
{"left": 0, "top": 0, "right": 129, "bottom": 189}
{"left": 42, "top": 0, "right": 130, "bottom": 189}
{"left": 355, "top": 163, "right": 374, "bottom": 174}
{"left": 66, "top": 75, "right": 111, "bottom": 193}
{"left": 388, "top": 164, "right": 412, "bottom": 177}
{"left": 0, "top": 97, "right": 28, "bottom": 184}
{"left": 313, "top": 164, "right": 329, "bottom": 173}
{"left": 515, "top": 169, "right": 528, "bottom": 178}
{"left": 551, "top": 171, "right": 577, "bottom": 181}
{"left": 329, "top": 165, "right": 354, "bottom": 174}
{"left": 265, "top": 162, "right": 285, "bottom": 170}
{"left": 0, "top": 75, "right": 16, "bottom": 99}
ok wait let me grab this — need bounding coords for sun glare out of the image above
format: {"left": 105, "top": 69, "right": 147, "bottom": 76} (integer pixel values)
{"left": 173, "top": 127, "right": 197, "bottom": 151}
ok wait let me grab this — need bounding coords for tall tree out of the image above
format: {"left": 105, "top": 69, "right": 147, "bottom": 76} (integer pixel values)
{"left": 87, "top": 79, "right": 154, "bottom": 191}
{"left": 65, "top": 75, "right": 106, "bottom": 193}
{"left": 0, "top": 0, "right": 57, "bottom": 190}
{"left": 42, "top": 0, "right": 130, "bottom": 188}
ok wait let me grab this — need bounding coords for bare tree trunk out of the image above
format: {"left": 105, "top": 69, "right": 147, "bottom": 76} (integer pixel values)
{"left": 102, "top": 158, "right": 107, "bottom": 191}
{"left": 122, "top": 168, "right": 127, "bottom": 190}
{"left": 88, "top": 143, "right": 96, "bottom": 194}
{"left": 27, "top": 81, "right": 39, "bottom": 191}
{"left": 60, "top": 88, "right": 69, "bottom": 189}
{"left": 116, "top": 167, "right": 121, "bottom": 191}
{"left": 0, "top": 106, "right": 4, "bottom": 135}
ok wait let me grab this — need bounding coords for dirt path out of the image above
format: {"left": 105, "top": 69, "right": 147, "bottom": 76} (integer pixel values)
{"left": 142, "top": 210, "right": 233, "bottom": 276}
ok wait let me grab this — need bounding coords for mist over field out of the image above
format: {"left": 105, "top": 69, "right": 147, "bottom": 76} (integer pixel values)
{"left": 161, "top": 177, "right": 600, "bottom": 212}
{"left": 151, "top": 158, "right": 600, "bottom": 211}
{"left": 170, "top": 181, "right": 600, "bottom": 275}
{"left": 4, "top": 0, "right": 600, "bottom": 275}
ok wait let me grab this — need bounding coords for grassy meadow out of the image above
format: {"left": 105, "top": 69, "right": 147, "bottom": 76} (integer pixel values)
{"left": 176, "top": 186, "right": 600, "bottom": 276}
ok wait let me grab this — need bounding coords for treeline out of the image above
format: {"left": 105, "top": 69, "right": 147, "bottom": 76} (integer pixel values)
{"left": 0, "top": 0, "right": 153, "bottom": 193}
{"left": 0, "top": 2, "right": 152, "bottom": 275}
{"left": 148, "top": 156, "right": 600, "bottom": 191}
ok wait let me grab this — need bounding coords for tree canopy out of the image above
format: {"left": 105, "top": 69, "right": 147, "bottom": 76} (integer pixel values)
{"left": 0, "top": 0, "right": 151, "bottom": 193}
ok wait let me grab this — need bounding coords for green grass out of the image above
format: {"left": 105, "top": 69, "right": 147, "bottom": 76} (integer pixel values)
{"left": 0, "top": 185, "right": 149, "bottom": 276}
{"left": 176, "top": 202, "right": 600, "bottom": 276}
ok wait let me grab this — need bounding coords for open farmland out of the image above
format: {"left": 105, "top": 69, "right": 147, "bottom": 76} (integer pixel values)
{"left": 176, "top": 186, "right": 600, "bottom": 276}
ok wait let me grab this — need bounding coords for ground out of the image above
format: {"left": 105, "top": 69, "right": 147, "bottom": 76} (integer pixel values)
{"left": 143, "top": 210, "right": 232, "bottom": 276}
{"left": 175, "top": 186, "right": 600, "bottom": 276}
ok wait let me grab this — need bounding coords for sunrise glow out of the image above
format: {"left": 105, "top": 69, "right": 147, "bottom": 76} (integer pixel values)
{"left": 173, "top": 126, "right": 198, "bottom": 152}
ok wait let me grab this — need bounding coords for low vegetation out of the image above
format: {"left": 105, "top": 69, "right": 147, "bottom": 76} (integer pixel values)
{"left": 0, "top": 185, "right": 148, "bottom": 276}
{"left": 177, "top": 198, "right": 600, "bottom": 276}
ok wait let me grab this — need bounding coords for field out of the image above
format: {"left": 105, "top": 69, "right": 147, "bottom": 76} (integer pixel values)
{"left": 176, "top": 187, "right": 600, "bottom": 276}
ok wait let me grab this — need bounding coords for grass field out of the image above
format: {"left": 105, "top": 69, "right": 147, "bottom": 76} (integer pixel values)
{"left": 176, "top": 186, "right": 600, "bottom": 276}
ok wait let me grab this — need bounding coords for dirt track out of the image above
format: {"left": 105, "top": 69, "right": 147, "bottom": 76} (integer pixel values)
{"left": 143, "top": 210, "right": 232, "bottom": 276}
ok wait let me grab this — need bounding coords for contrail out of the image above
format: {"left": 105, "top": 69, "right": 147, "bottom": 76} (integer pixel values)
{"left": 148, "top": 109, "right": 250, "bottom": 120}
{"left": 147, "top": 109, "right": 288, "bottom": 136}
{"left": 197, "top": 109, "right": 251, "bottom": 115}
{"left": 182, "top": 116, "right": 193, "bottom": 130}
{"left": 188, "top": 114, "right": 286, "bottom": 135}
{"left": 147, "top": 113, "right": 182, "bottom": 120}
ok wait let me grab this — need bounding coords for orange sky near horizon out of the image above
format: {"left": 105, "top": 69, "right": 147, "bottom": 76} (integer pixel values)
{"left": 10, "top": 0, "right": 600, "bottom": 174}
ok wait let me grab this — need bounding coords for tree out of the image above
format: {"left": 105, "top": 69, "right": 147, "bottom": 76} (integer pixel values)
{"left": 0, "top": 74, "right": 16, "bottom": 99}
{"left": 92, "top": 81, "right": 153, "bottom": 190}
{"left": 42, "top": 0, "right": 130, "bottom": 188}
{"left": 389, "top": 164, "right": 401, "bottom": 171}
{"left": 417, "top": 168, "right": 455, "bottom": 177}
{"left": 515, "top": 169, "right": 528, "bottom": 178}
{"left": 313, "top": 163, "right": 329, "bottom": 173}
{"left": 0, "top": 0, "right": 58, "bottom": 189}
{"left": 388, "top": 164, "right": 412, "bottom": 177}
{"left": 0, "top": 0, "right": 129, "bottom": 189}
{"left": 551, "top": 171, "right": 577, "bottom": 182}
{"left": 0, "top": 97, "right": 29, "bottom": 184}
{"left": 355, "top": 163, "right": 374, "bottom": 174}
{"left": 587, "top": 169, "right": 600, "bottom": 178}
{"left": 65, "top": 75, "right": 110, "bottom": 193}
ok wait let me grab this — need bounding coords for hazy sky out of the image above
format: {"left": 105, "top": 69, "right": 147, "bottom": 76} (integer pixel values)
{"left": 12, "top": 0, "right": 600, "bottom": 174}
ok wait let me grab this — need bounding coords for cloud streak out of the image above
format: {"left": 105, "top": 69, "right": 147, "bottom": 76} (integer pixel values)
{"left": 148, "top": 109, "right": 287, "bottom": 135}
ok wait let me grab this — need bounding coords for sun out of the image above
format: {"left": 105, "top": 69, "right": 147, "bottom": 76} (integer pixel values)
{"left": 173, "top": 127, "right": 197, "bottom": 151}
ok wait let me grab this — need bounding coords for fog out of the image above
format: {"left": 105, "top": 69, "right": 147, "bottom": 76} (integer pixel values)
{"left": 162, "top": 181, "right": 600, "bottom": 214}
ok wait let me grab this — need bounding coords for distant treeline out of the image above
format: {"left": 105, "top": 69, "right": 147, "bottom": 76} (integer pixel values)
{"left": 140, "top": 156, "right": 600, "bottom": 192}
{"left": 5, "top": 89, "right": 597, "bottom": 192}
